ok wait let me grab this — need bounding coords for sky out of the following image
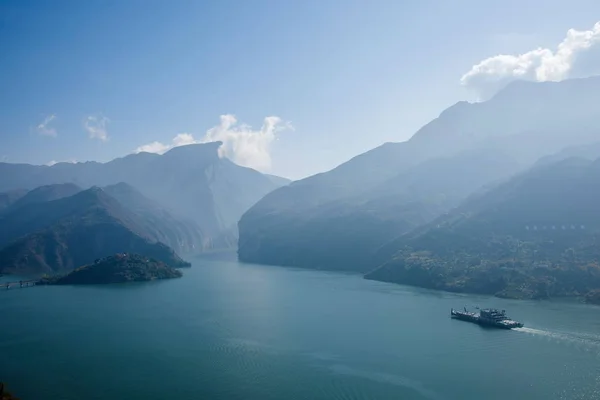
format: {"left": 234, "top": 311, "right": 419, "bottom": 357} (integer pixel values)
{"left": 1, "top": 0, "right": 600, "bottom": 179}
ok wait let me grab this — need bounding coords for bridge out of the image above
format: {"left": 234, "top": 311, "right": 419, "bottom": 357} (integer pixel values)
{"left": 1, "top": 279, "right": 37, "bottom": 289}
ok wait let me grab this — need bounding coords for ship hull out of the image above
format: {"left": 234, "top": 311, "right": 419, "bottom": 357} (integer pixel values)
{"left": 478, "top": 321, "right": 514, "bottom": 329}
{"left": 451, "top": 309, "right": 523, "bottom": 330}
{"left": 450, "top": 310, "right": 478, "bottom": 323}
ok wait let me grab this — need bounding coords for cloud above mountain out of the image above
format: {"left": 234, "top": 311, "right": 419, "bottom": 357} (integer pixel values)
{"left": 461, "top": 21, "right": 600, "bottom": 99}
{"left": 136, "top": 133, "right": 196, "bottom": 155}
{"left": 47, "top": 159, "right": 78, "bottom": 167}
{"left": 135, "top": 114, "right": 291, "bottom": 172}
{"left": 37, "top": 114, "right": 57, "bottom": 137}
{"left": 84, "top": 115, "right": 109, "bottom": 141}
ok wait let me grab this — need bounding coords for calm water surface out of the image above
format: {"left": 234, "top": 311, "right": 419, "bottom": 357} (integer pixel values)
{"left": 1, "top": 257, "right": 600, "bottom": 400}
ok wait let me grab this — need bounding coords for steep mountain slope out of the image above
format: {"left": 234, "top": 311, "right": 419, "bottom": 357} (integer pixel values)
{"left": 265, "top": 174, "right": 292, "bottom": 187}
{"left": 0, "top": 142, "right": 286, "bottom": 251}
{"left": 409, "top": 77, "right": 600, "bottom": 157}
{"left": 239, "top": 148, "right": 522, "bottom": 271}
{"left": 366, "top": 157, "right": 600, "bottom": 300}
{"left": 103, "top": 182, "right": 205, "bottom": 253}
{"left": 536, "top": 141, "right": 600, "bottom": 167}
{"left": 0, "top": 187, "right": 189, "bottom": 275}
{"left": 239, "top": 77, "right": 600, "bottom": 271}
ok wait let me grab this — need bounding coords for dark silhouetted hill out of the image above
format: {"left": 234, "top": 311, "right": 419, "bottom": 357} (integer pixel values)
{"left": 0, "top": 187, "right": 189, "bottom": 275}
{"left": 39, "top": 253, "right": 183, "bottom": 285}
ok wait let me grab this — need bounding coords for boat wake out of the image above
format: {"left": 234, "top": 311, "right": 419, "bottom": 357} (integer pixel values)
{"left": 514, "top": 327, "right": 600, "bottom": 350}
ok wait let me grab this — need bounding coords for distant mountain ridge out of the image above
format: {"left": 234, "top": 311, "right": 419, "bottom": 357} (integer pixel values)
{"left": 239, "top": 76, "right": 600, "bottom": 272}
{"left": 3, "top": 183, "right": 81, "bottom": 213}
{"left": 0, "top": 189, "right": 27, "bottom": 211}
{"left": 0, "top": 142, "right": 289, "bottom": 252}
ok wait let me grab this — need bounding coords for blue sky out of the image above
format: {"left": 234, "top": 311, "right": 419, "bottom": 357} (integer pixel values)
{"left": 1, "top": 0, "right": 600, "bottom": 179}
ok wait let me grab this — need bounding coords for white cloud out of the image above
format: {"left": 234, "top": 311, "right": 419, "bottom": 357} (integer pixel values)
{"left": 37, "top": 114, "right": 57, "bottom": 137}
{"left": 135, "top": 114, "right": 291, "bottom": 172}
{"left": 47, "top": 159, "right": 77, "bottom": 166}
{"left": 84, "top": 114, "right": 109, "bottom": 141}
{"left": 204, "top": 115, "right": 292, "bottom": 171}
{"left": 461, "top": 21, "right": 600, "bottom": 99}
{"left": 135, "top": 133, "right": 196, "bottom": 154}
{"left": 135, "top": 141, "right": 171, "bottom": 154}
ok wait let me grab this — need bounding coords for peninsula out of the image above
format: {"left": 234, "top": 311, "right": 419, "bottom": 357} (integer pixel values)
{"left": 38, "top": 254, "right": 184, "bottom": 285}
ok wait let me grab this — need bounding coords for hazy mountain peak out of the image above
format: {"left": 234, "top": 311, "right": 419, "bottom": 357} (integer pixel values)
{"left": 410, "top": 75, "right": 600, "bottom": 154}
{"left": 27, "top": 182, "right": 81, "bottom": 195}
{"left": 6, "top": 183, "right": 82, "bottom": 212}
{"left": 0, "top": 188, "right": 27, "bottom": 211}
{"left": 437, "top": 100, "right": 472, "bottom": 118}
{"left": 264, "top": 174, "right": 291, "bottom": 187}
{"left": 162, "top": 141, "right": 223, "bottom": 157}
{"left": 117, "top": 151, "right": 161, "bottom": 162}
{"left": 239, "top": 75, "right": 600, "bottom": 274}
{"left": 490, "top": 75, "right": 600, "bottom": 108}
{"left": 0, "top": 139, "right": 309, "bottom": 253}
{"left": 104, "top": 182, "right": 136, "bottom": 193}
{"left": 69, "top": 186, "right": 116, "bottom": 210}
{"left": 87, "top": 186, "right": 104, "bottom": 194}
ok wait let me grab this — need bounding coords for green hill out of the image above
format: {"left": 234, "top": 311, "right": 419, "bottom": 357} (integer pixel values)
{"left": 366, "top": 158, "right": 600, "bottom": 301}
{"left": 39, "top": 253, "right": 183, "bottom": 285}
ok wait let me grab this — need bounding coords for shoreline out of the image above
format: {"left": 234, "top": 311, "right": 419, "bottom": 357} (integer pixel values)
{"left": 363, "top": 274, "right": 600, "bottom": 306}
{"left": 4, "top": 259, "right": 600, "bottom": 307}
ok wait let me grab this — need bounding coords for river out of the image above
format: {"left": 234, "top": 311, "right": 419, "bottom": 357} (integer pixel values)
{"left": 1, "top": 256, "right": 599, "bottom": 400}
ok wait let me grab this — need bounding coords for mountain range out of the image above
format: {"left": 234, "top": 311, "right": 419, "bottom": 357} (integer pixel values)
{"left": 238, "top": 76, "right": 600, "bottom": 300}
{"left": 0, "top": 142, "right": 289, "bottom": 254}
{"left": 3, "top": 76, "right": 600, "bottom": 301}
